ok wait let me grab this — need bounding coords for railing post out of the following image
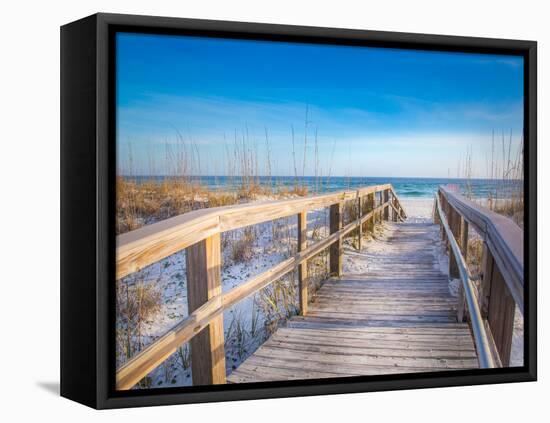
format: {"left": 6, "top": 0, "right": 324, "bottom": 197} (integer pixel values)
{"left": 360, "top": 195, "right": 366, "bottom": 236}
{"left": 480, "top": 242, "right": 493, "bottom": 318}
{"left": 378, "top": 191, "right": 384, "bottom": 223}
{"left": 438, "top": 192, "right": 446, "bottom": 242}
{"left": 330, "top": 202, "right": 343, "bottom": 277}
{"left": 433, "top": 196, "right": 440, "bottom": 224}
{"left": 357, "top": 195, "right": 363, "bottom": 250}
{"left": 448, "top": 206, "right": 460, "bottom": 279}
{"left": 480, "top": 242, "right": 515, "bottom": 366}
{"left": 460, "top": 218, "right": 469, "bottom": 257}
{"left": 186, "top": 233, "right": 226, "bottom": 385}
{"left": 457, "top": 217, "right": 469, "bottom": 322}
{"left": 368, "top": 193, "right": 375, "bottom": 232}
{"left": 297, "top": 211, "right": 308, "bottom": 315}
{"left": 383, "top": 189, "right": 390, "bottom": 221}
{"left": 377, "top": 191, "right": 382, "bottom": 223}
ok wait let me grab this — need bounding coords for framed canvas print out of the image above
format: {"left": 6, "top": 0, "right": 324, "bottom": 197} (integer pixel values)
{"left": 60, "top": 13, "right": 537, "bottom": 409}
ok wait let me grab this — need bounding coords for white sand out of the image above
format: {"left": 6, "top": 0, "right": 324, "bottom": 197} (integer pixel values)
{"left": 400, "top": 197, "right": 434, "bottom": 223}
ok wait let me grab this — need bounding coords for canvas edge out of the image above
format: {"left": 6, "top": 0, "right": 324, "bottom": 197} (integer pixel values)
{"left": 59, "top": 12, "right": 537, "bottom": 410}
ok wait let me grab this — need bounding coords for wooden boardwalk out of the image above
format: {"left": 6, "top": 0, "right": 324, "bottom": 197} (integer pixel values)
{"left": 228, "top": 221, "right": 478, "bottom": 383}
{"left": 117, "top": 184, "right": 521, "bottom": 389}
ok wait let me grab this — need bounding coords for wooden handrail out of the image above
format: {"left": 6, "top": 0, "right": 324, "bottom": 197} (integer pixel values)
{"left": 117, "top": 184, "right": 397, "bottom": 280}
{"left": 434, "top": 194, "right": 495, "bottom": 369}
{"left": 116, "top": 184, "right": 406, "bottom": 389}
{"left": 389, "top": 186, "right": 407, "bottom": 219}
{"left": 438, "top": 186, "right": 523, "bottom": 312}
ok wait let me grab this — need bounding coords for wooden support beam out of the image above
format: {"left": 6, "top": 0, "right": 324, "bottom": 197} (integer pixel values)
{"left": 480, "top": 242, "right": 494, "bottom": 318}
{"left": 360, "top": 196, "right": 366, "bottom": 234}
{"left": 368, "top": 193, "right": 375, "bottom": 232}
{"left": 329, "top": 202, "right": 343, "bottom": 277}
{"left": 448, "top": 207, "right": 460, "bottom": 279}
{"left": 380, "top": 192, "right": 384, "bottom": 222}
{"left": 487, "top": 265, "right": 516, "bottom": 366}
{"left": 186, "top": 233, "right": 226, "bottom": 385}
{"left": 460, "top": 218, "right": 469, "bottom": 257}
{"left": 439, "top": 194, "right": 446, "bottom": 242}
{"left": 457, "top": 217, "right": 469, "bottom": 322}
{"left": 357, "top": 196, "right": 363, "bottom": 250}
{"left": 297, "top": 211, "right": 308, "bottom": 315}
{"left": 383, "top": 189, "right": 390, "bottom": 221}
{"left": 479, "top": 239, "right": 515, "bottom": 366}
{"left": 376, "top": 192, "right": 381, "bottom": 223}
{"left": 433, "top": 198, "right": 439, "bottom": 224}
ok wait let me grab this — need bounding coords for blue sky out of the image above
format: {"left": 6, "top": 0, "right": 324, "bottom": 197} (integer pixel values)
{"left": 116, "top": 32, "right": 523, "bottom": 178}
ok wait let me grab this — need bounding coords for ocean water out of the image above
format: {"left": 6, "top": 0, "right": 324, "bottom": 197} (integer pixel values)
{"left": 129, "top": 175, "right": 521, "bottom": 199}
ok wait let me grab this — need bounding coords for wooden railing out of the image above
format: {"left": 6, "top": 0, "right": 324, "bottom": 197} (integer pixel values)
{"left": 116, "top": 184, "right": 407, "bottom": 390}
{"left": 435, "top": 186, "right": 523, "bottom": 367}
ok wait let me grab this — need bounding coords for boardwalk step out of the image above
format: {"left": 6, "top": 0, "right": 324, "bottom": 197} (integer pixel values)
{"left": 286, "top": 317, "right": 465, "bottom": 329}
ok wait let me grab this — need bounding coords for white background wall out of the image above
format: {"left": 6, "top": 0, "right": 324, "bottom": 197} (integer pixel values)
{"left": 1, "top": 1, "right": 546, "bottom": 421}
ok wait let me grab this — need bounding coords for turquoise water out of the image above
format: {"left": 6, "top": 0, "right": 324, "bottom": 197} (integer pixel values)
{"left": 129, "top": 176, "right": 521, "bottom": 199}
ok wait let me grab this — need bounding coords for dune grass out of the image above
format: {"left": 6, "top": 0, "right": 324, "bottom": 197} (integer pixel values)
{"left": 457, "top": 130, "right": 524, "bottom": 289}
{"left": 459, "top": 130, "right": 524, "bottom": 228}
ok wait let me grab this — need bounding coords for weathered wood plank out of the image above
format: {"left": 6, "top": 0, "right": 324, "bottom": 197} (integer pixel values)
{"left": 329, "top": 202, "right": 343, "bottom": 277}
{"left": 298, "top": 211, "right": 308, "bottom": 315}
{"left": 252, "top": 344, "right": 477, "bottom": 369}
{"left": 117, "top": 212, "right": 220, "bottom": 280}
{"left": 480, "top": 242, "right": 494, "bottom": 318}
{"left": 311, "top": 296, "right": 457, "bottom": 305}
{"left": 240, "top": 354, "right": 475, "bottom": 378}
{"left": 186, "top": 233, "right": 226, "bottom": 386}
{"left": 357, "top": 196, "right": 363, "bottom": 250}
{"left": 287, "top": 317, "right": 471, "bottom": 329}
{"left": 305, "top": 311, "right": 458, "bottom": 323}
{"left": 448, "top": 206, "right": 460, "bottom": 279}
{"left": 271, "top": 332, "right": 475, "bottom": 351}
{"left": 457, "top": 217, "right": 469, "bottom": 322}
{"left": 308, "top": 303, "right": 458, "bottom": 314}
{"left": 487, "top": 265, "right": 516, "bottom": 366}
{"left": 315, "top": 287, "right": 453, "bottom": 295}
{"left": 266, "top": 339, "right": 477, "bottom": 358}
{"left": 383, "top": 189, "right": 390, "bottom": 221}
{"left": 229, "top": 362, "right": 354, "bottom": 382}
{"left": 275, "top": 326, "right": 474, "bottom": 339}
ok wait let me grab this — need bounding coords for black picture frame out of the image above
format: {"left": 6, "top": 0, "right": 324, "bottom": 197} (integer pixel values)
{"left": 60, "top": 12, "right": 537, "bottom": 409}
